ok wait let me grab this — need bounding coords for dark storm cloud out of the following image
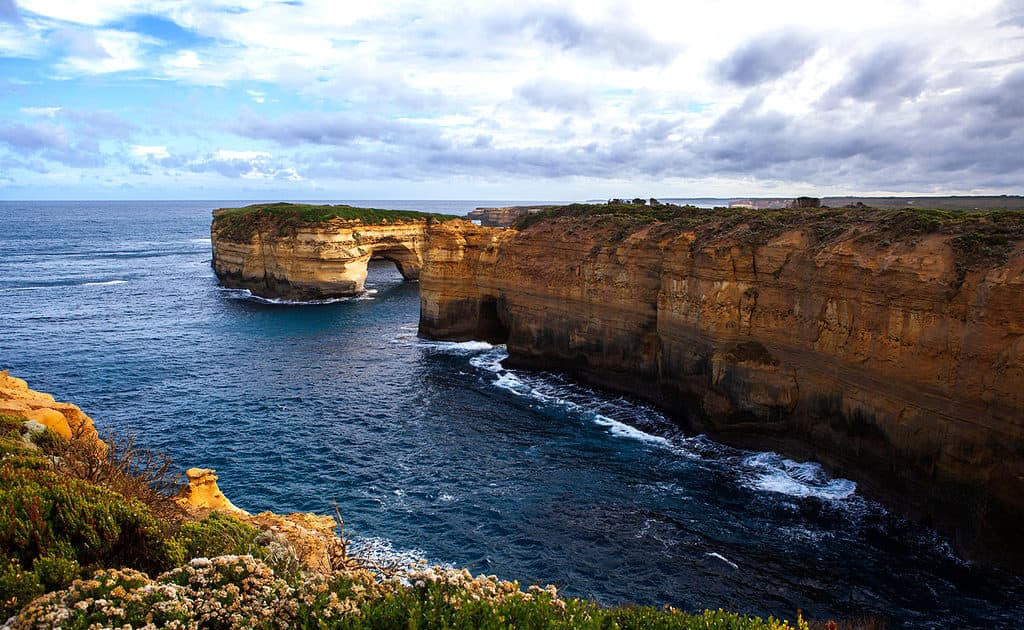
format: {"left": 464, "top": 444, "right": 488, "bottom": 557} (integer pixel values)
{"left": 66, "top": 110, "right": 139, "bottom": 141}
{"left": 517, "top": 77, "right": 594, "bottom": 113}
{"left": 716, "top": 30, "right": 818, "bottom": 86}
{"left": 0, "top": 117, "right": 120, "bottom": 169}
{"left": 234, "top": 56, "right": 1024, "bottom": 192}
{"left": 824, "top": 44, "right": 927, "bottom": 107}
{"left": 490, "top": 7, "right": 679, "bottom": 68}
{"left": 233, "top": 112, "right": 446, "bottom": 150}
{"left": 998, "top": 0, "right": 1024, "bottom": 27}
{"left": 0, "top": 0, "right": 21, "bottom": 24}
{"left": 0, "top": 122, "right": 68, "bottom": 151}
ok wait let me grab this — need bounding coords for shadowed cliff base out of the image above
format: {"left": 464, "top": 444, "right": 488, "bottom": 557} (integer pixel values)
{"left": 417, "top": 202, "right": 1024, "bottom": 569}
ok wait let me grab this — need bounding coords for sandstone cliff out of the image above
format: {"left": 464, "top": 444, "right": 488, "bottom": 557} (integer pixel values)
{"left": 418, "top": 207, "right": 1024, "bottom": 567}
{"left": 0, "top": 370, "right": 100, "bottom": 443}
{"left": 211, "top": 203, "right": 454, "bottom": 300}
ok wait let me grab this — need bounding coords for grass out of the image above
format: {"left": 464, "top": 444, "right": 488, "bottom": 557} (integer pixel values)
{"left": 212, "top": 202, "right": 460, "bottom": 242}
{"left": 513, "top": 202, "right": 1024, "bottom": 277}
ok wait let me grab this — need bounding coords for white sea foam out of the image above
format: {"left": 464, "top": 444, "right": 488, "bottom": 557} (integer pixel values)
{"left": 347, "top": 536, "right": 434, "bottom": 573}
{"left": 82, "top": 279, "right": 128, "bottom": 287}
{"left": 741, "top": 452, "right": 856, "bottom": 500}
{"left": 220, "top": 287, "right": 367, "bottom": 305}
{"left": 1, "top": 279, "right": 128, "bottom": 291}
{"left": 423, "top": 340, "right": 496, "bottom": 354}
{"left": 593, "top": 414, "right": 672, "bottom": 446}
{"left": 457, "top": 343, "right": 856, "bottom": 503}
{"left": 705, "top": 552, "right": 739, "bottom": 569}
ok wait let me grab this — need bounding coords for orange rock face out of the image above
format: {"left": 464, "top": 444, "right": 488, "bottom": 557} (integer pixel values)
{"left": 176, "top": 467, "right": 250, "bottom": 515}
{"left": 0, "top": 370, "right": 100, "bottom": 441}
{"left": 211, "top": 218, "right": 429, "bottom": 300}
{"left": 419, "top": 217, "right": 1024, "bottom": 567}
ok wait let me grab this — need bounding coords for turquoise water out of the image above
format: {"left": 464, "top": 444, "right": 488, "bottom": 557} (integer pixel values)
{"left": 1, "top": 200, "right": 1021, "bottom": 628}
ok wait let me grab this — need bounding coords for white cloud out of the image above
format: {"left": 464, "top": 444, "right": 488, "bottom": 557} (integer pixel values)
{"left": 214, "top": 149, "right": 271, "bottom": 161}
{"left": 131, "top": 145, "right": 170, "bottom": 159}
{"left": 55, "top": 30, "right": 152, "bottom": 75}
{"left": 20, "top": 106, "right": 62, "bottom": 117}
{"left": 246, "top": 90, "right": 265, "bottom": 104}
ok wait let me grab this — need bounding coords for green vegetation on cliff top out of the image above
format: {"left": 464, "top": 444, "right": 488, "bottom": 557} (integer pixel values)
{"left": 212, "top": 202, "right": 459, "bottom": 242}
{"left": 515, "top": 202, "right": 1024, "bottom": 281}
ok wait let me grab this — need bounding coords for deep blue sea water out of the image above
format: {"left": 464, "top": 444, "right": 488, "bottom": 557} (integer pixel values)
{"left": 1, "top": 200, "right": 1021, "bottom": 628}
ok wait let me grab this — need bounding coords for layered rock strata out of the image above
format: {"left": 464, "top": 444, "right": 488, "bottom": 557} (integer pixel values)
{"left": 212, "top": 218, "right": 428, "bottom": 300}
{"left": 418, "top": 217, "right": 1024, "bottom": 567}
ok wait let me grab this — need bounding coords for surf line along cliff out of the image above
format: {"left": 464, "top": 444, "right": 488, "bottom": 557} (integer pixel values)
{"left": 416, "top": 204, "right": 1024, "bottom": 569}
{"left": 211, "top": 202, "right": 1024, "bottom": 566}
{"left": 210, "top": 203, "right": 458, "bottom": 301}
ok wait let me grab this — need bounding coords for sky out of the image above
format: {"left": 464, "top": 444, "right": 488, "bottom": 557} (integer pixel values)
{"left": 0, "top": 0, "right": 1022, "bottom": 200}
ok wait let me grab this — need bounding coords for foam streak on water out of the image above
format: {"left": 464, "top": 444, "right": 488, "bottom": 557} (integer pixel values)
{"left": 1, "top": 201, "right": 1022, "bottom": 629}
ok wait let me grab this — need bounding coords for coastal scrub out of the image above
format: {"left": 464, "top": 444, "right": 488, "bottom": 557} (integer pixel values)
{"left": 212, "top": 203, "right": 459, "bottom": 242}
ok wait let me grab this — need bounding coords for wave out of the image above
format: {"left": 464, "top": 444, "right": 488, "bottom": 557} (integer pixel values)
{"left": 347, "top": 536, "right": 434, "bottom": 574}
{"left": 739, "top": 452, "right": 856, "bottom": 500}
{"left": 219, "top": 288, "right": 375, "bottom": 305}
{"left": 705, "top": 552, "right": 739, "bottom": 569}
{"left": 0, "top": 279, "right": 128, "bottom": 292}
{"left": 420, "top": 339, "right": 496, "bottom": 354}
{"left": 456, "top": 344, "right": 858, "bottom": 503}
{"left": 82, "top": 280, "right": 128, "bottom": 287}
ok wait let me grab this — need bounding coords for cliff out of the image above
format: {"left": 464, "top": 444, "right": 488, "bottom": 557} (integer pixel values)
{"left": 0, "top": 370, "right": 99, "bottom": 443}
{"left": 211, "top": 203, "right": 454, "bottom": 300}
{"left": 419, "top": 205, "right": 1024, "bottom": 567}
{"left": 466, "top": 205, "right": 555, "bottom": 228}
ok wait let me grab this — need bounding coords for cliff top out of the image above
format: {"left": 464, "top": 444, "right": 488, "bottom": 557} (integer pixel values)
{"left": 212, "top": 202, "right": 459, "bottom": 241}
{"left": 514, "top": 202, "right": 1024, "bottom": 278}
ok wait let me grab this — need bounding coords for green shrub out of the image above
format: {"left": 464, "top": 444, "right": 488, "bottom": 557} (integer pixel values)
{"left": 0, "top": 458, "right": 180, "bottom": 578}
{"left": 28, "top": 427, "right": 63, "bottom": 454}
{"left": 0, "top": 414, "right": 26, "bottom": 438}
{"left": 212, "top": 203, "right": 459, "bottom": 242}
{"left": 32, "top": 556, "right": 80, "bottom": 592}
{"left": 174, "top": 511, "right": 264, "bottom": 560}
{"left": 0, "top": 557, "right": 42, "bottom": 621}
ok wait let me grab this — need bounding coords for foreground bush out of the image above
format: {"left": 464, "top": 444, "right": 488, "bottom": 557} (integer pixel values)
{"left": 9, "top": 556, "right": 811, "bottom": 630}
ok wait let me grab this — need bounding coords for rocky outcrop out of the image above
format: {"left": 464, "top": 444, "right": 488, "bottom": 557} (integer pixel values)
{"left": 176, "top": 467, "right": 249, "bottom": 515}
{"left": 212, "top": 219, "right": 428, "bottom": 300}
{"left": 466, "top": 206, "right": 554, "bottom": 228}
{"left": 175, "top": 467, "right": 347, "bottom": 575}
{"left": 0, "top": 370, "right": 99, "bottom": 442}
{"left": 418, "top": 214, "right": 1024, "bottom": 567}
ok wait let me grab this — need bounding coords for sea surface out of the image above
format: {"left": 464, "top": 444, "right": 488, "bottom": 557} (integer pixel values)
{"left": 1, "top": 200, "right": 1021, "bottom": 628}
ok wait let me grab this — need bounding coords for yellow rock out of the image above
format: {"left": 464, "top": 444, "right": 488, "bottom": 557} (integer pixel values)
{"left": 0, "top": 370, "right": 100, "bottom": 443}
{"left": 176, "top": 467, "right": 249, "bottom": 515}
{"left": 19, "top": 407, "right": 71, "bottom": 439}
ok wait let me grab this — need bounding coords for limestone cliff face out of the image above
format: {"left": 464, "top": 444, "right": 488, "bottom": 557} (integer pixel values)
{"left": 211, "top": 219, "right": 428, "bottom": 300}
{"left": 0, "top": 370, "right": 100, "bottom": 442}
{"left": 419, "top": 217, "right": 1024, "bottom": 566}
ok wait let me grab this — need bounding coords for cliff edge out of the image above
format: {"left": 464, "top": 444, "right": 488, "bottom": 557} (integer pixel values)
{"left": 418, "top": 203, "right": 1024, "bottom": 567}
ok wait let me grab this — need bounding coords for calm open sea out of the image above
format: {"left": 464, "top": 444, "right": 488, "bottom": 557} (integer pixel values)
{"left": 1, "top": 200, "right": 1021, "bottom": 628}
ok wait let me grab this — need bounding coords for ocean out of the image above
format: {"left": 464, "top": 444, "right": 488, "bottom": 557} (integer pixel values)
{"left": 1, "top": 200, "right": 1021, "bottom": 627}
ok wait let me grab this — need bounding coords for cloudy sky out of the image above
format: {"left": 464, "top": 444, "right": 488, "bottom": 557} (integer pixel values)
{"left": 1, "top": 0, "right": 1022, "bottom": 200}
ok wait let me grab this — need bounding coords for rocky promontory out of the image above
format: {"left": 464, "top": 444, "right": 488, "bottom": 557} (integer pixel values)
{"left": 418, "top": 202, "right": 1024, "bottom": 567}
{"left": 211, "top": 203, "right": 456, "bottom": 300}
